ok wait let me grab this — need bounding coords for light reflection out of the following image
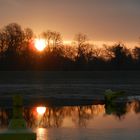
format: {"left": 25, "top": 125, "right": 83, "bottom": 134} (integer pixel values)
{"left": 0, "top": 100, "right": 140, "bottom": 129}
{"left": 126, "top": 100, "right": 140, "bottom": 113}
{"left": 37, "top": 128, "right": 48, "bottom": 140}
{"left": 37, "top": 107, "right": 46, "bottom": 116}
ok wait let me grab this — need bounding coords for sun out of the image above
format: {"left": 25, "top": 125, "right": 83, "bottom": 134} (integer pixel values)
{"left": 34, "top": 38, "right": 46, "bottom": 51}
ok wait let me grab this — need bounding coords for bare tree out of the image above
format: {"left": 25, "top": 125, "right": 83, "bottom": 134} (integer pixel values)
{"left": 42, "top": 30, "right": 62, "bottom": 50}
{"left": 133, "top": 47, "right": 140, "bottom": 60}
{"left": 24, "top": 28, "right": 34, "bottom": 42}
{"left": 74, "top": 33, "right": 87, "bottom": 47}
{"left": 42, "top": 30, "right": 53, "bottom": 51}
{"left": 106, "top": 43, "right": 132, "bottom": 69}
{"left": 23, "top": 28, "right": 34, "bottom": 51}
{"left": 51, "top": 31, "right": 62, "bottom": 48}
{"left": 3, "top": 23, "right": 25, "bottom": 56}
{"left": 74, "top": 33, "right": 89, "bottom": 58}
{"left": 103, "top": 44, "right": 114, "bottom": 60}
{"left": 0, "top": 31, "right": 7, "bottom": 55}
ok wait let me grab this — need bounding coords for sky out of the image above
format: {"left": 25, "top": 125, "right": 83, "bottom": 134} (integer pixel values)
{"left": 0, "top": 0, "right": 140, "bottom": 46}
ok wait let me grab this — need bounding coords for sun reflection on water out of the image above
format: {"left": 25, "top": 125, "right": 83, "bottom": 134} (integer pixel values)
{"left": 37, "top": 107, "right": 46, "bottom": 116}
{"left": 37, "top": 128, "right": 48, "bottom": 140}
{"left": 0, "top": 100, "right": 140, "bottom": 130}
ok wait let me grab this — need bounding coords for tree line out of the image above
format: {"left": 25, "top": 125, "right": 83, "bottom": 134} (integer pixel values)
{"left": 0, "top": 23, "right": 140, "bottom": 71}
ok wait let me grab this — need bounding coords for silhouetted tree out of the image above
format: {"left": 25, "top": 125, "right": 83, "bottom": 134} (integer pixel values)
{"left": 42, "top": 30, "right": 53, "bottom": 52}
{"left": 0, "top": 31, "right": 7, "bottom": 55}
{"left": 106, "top": 43, "right": 133, "bottom": 70}
{"left": 42, "top": 30, "right": 62, "bottom": 50}
{"left": 3, "top": 23, "right": 25, "bottom": 56}
{"left": 0, "top": 23, "right": 26, "bottom": 70}
{"left": 133, "top": 47, "right": 140, "bottom": 60}
{"left": 0, "top": 22, "right": 139, "bottom": 71}
{"left": 74, "top": 33, "right": 89, "bottom": 70}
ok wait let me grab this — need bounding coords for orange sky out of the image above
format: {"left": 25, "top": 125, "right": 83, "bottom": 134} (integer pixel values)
{"left": 0, "top": 0, "right": 140, "bottom": 47}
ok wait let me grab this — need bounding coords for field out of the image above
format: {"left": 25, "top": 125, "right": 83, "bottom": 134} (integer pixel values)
{"left": 0, "top": 71, "right": 140, "bottom": 101}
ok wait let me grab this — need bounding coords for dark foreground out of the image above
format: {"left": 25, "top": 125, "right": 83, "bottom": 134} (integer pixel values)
{"left": 0, "top": 71, "right": 140, "bottom": 100}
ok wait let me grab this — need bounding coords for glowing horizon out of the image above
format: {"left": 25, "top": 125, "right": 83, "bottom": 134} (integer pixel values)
{"left": 63, "top": 40, "right": 139, "bottom": 48}
{"left": 0, "top": 0, "right": 139, "bottom": 43}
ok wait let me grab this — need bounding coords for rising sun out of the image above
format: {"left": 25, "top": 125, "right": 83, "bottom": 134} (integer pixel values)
{"left": 34, "top": 38, "right": 46, "bottom": 51}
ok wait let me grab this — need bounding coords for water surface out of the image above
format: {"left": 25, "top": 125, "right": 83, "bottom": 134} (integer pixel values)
{"left": 0, "top": 100, "right": 140, "bottom": 140}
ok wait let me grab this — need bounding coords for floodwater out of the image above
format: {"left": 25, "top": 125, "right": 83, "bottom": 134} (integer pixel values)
{"left": 0, "top": 71, "right": 140, "bottom": 139}
{"left": 0, "top": 100, "right": 140, "bottom": 140}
